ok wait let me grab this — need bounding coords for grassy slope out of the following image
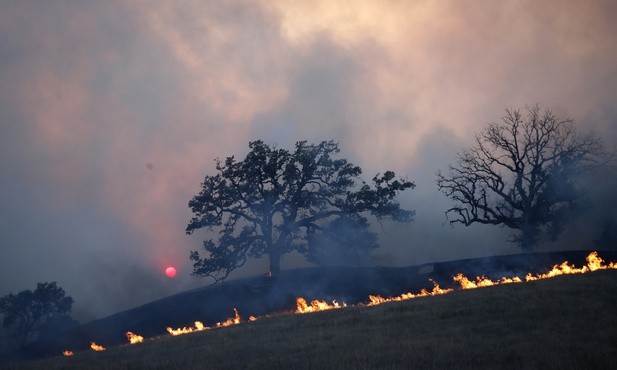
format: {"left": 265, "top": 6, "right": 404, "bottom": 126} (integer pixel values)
{"left": 7, "top": 270, "right": 617, "bottom": 369}
{"left": 18, "top": 250, "right": 614, "bottom": 357}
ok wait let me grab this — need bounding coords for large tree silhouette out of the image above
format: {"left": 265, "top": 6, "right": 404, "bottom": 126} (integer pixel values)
{"left": 0, "top": 282, "right": 73, "bottom": 351}
{"left": 187, "top": 140, "right": 414, "bottom": 281}
{"left": 437, "top": 106, "right": 605, "bottom": 252}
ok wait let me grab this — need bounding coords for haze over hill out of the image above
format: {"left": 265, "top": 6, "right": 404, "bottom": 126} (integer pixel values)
{"left": 1, "top": 1, "right": 616, "bottom": 323}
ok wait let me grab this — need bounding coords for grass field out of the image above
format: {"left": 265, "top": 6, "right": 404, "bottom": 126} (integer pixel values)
{"left": 4, "top": 269, "right": 617, "bottom": 369}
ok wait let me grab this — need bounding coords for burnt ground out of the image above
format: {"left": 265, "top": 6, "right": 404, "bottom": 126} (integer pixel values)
{"left": 17, "top": 249, "right": 617, "bottom": 360}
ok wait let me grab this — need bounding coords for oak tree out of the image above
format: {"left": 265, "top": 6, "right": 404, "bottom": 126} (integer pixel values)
{"left": 0, "top": 282, "right": 73, "bottom": 350}
{"left": 187, "top": 140, "right": 414, "bottom": 281}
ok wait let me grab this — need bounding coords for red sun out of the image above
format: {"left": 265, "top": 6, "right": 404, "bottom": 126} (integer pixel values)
{"left": 165, "top": 266, "right": 177, "bottom": 278}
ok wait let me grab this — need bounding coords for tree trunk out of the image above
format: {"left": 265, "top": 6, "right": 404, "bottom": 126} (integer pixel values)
{"left": 269, "top": 252, "right": 281, "bottom": 276}
{"left": 519, "top": 225, "right": 537, "bottom": 254}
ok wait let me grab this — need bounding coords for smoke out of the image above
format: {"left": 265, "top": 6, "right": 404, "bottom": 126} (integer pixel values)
{"left": 1, "top": 0, "right": 616, "bottom": 322}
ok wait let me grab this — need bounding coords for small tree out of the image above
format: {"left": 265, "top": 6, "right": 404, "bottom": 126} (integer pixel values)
{"left": 437, "top": 106, "right": 605, "bottom": 252}
{"left": 0, "top": 282, "right": 73, "bottom": 350}
{"left": 187, "top": 140, "right": 415, "bottom": 281}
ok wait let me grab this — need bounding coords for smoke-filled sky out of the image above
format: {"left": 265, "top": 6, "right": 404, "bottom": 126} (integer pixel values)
{"left": 1, "top": 1, "right": 616, "bottom": 322}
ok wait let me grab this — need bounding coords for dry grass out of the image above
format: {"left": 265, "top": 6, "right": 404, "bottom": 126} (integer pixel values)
{"left": 5, "top": 270, "right": 617, "bottom": 369}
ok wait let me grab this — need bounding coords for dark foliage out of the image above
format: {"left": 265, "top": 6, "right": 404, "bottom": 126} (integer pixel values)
{"left": 437, "top": 106, "right": 606, "bottom": 252}
{"left": 0, "top": 282, "right": 74, "bottom": 353}
{"left": 187, "top": 140, "right": 415, "bottom": 281}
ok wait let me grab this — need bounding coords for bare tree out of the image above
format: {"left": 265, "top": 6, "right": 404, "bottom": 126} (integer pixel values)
{"left": 437, "top": 106, "right": 605, "bottom": 252}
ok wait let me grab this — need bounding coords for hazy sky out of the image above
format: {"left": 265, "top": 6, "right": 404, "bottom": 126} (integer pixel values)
{"left": 1, "top": 1, "right": 616, "bottom": 321}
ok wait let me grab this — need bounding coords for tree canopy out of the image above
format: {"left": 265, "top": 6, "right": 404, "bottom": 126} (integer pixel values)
{"left": 437, "top": 106, "right": 605, "bottom": 252}
{"left": 0, "top": 282, "right": 73, "bottom": 350}
{"left": 187, "top": 140, "right": 415, "bottom": 282}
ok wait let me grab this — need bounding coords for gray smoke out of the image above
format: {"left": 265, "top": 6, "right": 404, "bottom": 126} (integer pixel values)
{"left": 0, "top": 0, "right": 616, "bottom": 323}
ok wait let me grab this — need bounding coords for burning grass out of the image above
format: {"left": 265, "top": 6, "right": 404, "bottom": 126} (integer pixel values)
{"left": 295, "top": 297, "right": 346, "bottom": 313}
{"left": 88, "top": 342, "right": 104, "bottom": 352}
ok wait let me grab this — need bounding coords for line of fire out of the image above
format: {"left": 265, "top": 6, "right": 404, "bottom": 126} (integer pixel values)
{"left": 62, "top": 251, "right": 616, "bottom": 357}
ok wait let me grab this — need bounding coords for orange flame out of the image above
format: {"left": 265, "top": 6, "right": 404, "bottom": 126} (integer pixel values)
{"left": 452, "top": 274, "right": 523, "bottom": 289}
{"left": 249, "top": 315, "right": 258, "bottom": 322}
{"left": 166, "top": 309, "right": 244, "bottom": 336}
{"left": 359, "top": 252, "right": 616, "bottom": 306}
{"left": 295, "top": 297, "right": 346, "bottom": 313}
{"left": 62, "top": 350, "right": 73, "bottom": 357}
{"left": 166, "top": 321, "right": 209, "bottom": 336}
{"left": 525, "top": 251, "right": 617, "bottom": 281}
{"left": 216, "top": 308, "right": 241, "bottom": 327}
{"left": 587, "top": 251, "right": 617, "bottom": 270}
{"left": 126, "top": 331, "right": 144, "bottom": 344}
{"left": 90, "top": 342, "right": 105, "bottom": 351}
{"left": 451, "top": 251, "right": 617, "bottom": 289}
{"left": 367, "top": 281, "right": 454, "bottom": 305}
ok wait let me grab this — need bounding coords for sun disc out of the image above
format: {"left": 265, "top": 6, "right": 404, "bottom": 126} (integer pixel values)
{"left": 165, "top": 266, "right": 177, "bottom": 278}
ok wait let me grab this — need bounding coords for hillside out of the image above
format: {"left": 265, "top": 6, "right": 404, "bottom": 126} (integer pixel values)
{"left": 7, "top": 268, "right": 617, "bottom": 369}
{"left": 8, "top": 250, "right": 617, "bottom": 364}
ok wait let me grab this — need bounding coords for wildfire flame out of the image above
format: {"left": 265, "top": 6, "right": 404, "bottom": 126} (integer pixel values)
{"left": 62, "top": 350, "right": 73, "bottom": 357}
{"left": 126, "top": 331, "right": 144, "bottom": 344}
{"left": 295, "top": 297, "right": 346, "bottom": 314}
{"left": 453, "top": 274, "right": 523, "bottom": 289}
{"left": 586, "top": 251, "right": 617, "bottom": 270}
{"left": 166, "top": 321, "right": 209, "bottom": 336}
{"left": 294, "top": 252, "right": 616, "bottom": 312}
{"left": 525, "top": 251, "right": 616, "bottom": 281}
{"left": 90, "top": 342, "right": 105, "bottom": 351}
{"left": 450, "top": 251, "right": 616, "bottom": 289}
{"left": 249, "top": 315, "right": 257, "bottom": 322}
{"left": 216, "top": 308, "right": 241, "bottom": 327}
{"left": 367, "top": 281, "right": 454, "bottom": 305}
{"left": 166, "top": 308, "right": 244, "bottom": 337}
